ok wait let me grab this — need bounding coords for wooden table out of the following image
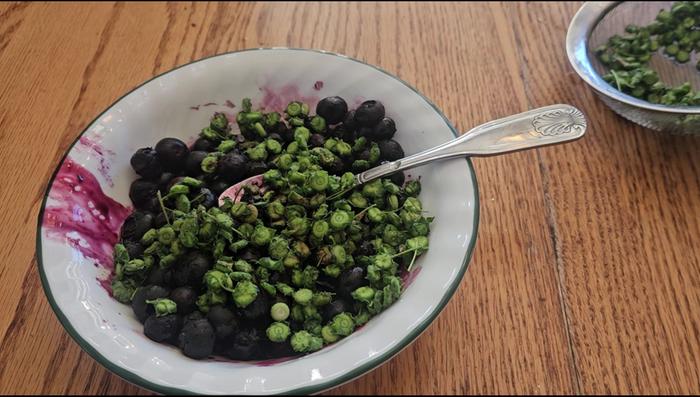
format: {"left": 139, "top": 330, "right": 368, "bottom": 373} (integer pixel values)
{"left": 1, "top": 2, "right": 699, "bottom": 395}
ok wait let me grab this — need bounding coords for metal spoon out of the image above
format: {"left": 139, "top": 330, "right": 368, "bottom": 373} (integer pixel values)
{"left": 219, "top": 104, "right": 587, "bottom": 205}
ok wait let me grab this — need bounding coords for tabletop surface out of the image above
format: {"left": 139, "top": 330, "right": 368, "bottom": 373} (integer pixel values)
{"left": 1, "top": 2, "right": 700, "bottom": 395}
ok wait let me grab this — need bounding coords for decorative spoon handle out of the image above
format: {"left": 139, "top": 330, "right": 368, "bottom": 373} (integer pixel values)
{"left": 355, "top": 104, "right": 587, "bottom": 184}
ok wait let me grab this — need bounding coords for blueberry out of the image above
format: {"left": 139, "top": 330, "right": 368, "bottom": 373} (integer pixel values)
{"left": 356, "top": 240, "right": 376, "bottom": 256}
{"left": 178, "top": 319, "right": 215, "bottom": 359}
{"left": 209, "top": 179, "right": 231, "bottom": 196}
{"left": 239, "top": 249, "right": 261, "bottom": 262}
{"left": 129, "top": 179, "right": 158, "bottom": 207}
{"left": 247, "top": 161, "right": 269, "bottom": 177}
{"left": 192, "top": 137, "right": 217, "bottom": 152}
{"left": 322, "top": 299, "right": 351, "bottom": 322}
{"left": 185, "top": 151, "right": 208, "bottom": 176}
{"left": 357, "top": 149, "right": 371, "bottom": 162}
{"left": 357, "top": 127, "right": 374, "bottom": 140}
{"left": 227, "top": 328, "right": 262, "bottom": 360}
{"left": 154, "top": 212, "right": 168, "bottom": 229}
{"left": 172, "top": 252, "right": 212, "bottom": 288}
{"left": 131, "top": 285, "right": 170, "bottom": 323}
{"left": 378, "top": 139, "right": 404, "bottom": 161}
{"left": 182, "top": 311, "right": 205, "bottom": 325}
{"left": 123, "top": 240, "right": 144, "bottom": 259}
{"left": 309, "top": 134, "right": 325, "bottom": 148}
{"left": 155, "top": 138, "right": 190, "bottom": 172}
{"left": 316, "top": 96, "right": 348, "bottom": 124}
{"left": 120, "top": 211, "right": 154, "bottom": 242}
{"left": 327, "top": 157, "right": 347, "bottom": 175}
{"left": 240, "top": 293, "right": 269, "bottom": 321}
{"left": 217, "top": 152, "right": 248, "bottom": 183}
{"left": 354, "top": 100, "right": 385, "bottom": 127}
{"left": 371, "top": 117, "right": 396, "bottom": 141}
{"left": 166, "top": 176, "right": 186, "bottom": 192}
{"left": 130, "top": 148, "right": 163, "bottom": 180}
{"left": 147, "top": 266, "right": 173, "bottom": 288}
{"left": 389, "top": 170, "right": 406, "bottom": 187}
{"left": 264, "top": 339, "right": 295, "bottom": 359}
{"left": 198, "top": 187, "right": 217, "bottom": 209}
{"left": 342, "top": 110, "right": 358, "bottom": 132}
{"left": 144, "top": 314, "right": 180, "bottom": 343}
{"left": 336, "top": 267, "right": 367, "bottom": 298}
{"left": 268, "top": 132, "right": 283, "bottom": 142}
{"left": 155, "top": 172, "right": 177, "bottom": 193}
{"left": 207, "top": 305, "right": 239, "bottom": 341}
{"left": 170, "top": 286, "right": 198, "bottom": 315}
{"left": 342, "top": 129, "right": 358, "bottom": 143}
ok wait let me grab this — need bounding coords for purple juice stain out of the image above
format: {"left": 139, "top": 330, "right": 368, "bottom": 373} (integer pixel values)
{"left": 77, "top": 135, "right": 115, "bottom": 187}
{"left": 259, "top": 84, "right": 319, "bottom": 112}
{"left": 42, "top": 158, "right": 132, "bottom": 294}
{"left": 225, "top": 100, "right": 236, "bottom": 108}
{"left": 400, "top": 266, "right": 422, "bottom": 288}
{"left": 313, "top": 81, "right": 324, "bottom": 91}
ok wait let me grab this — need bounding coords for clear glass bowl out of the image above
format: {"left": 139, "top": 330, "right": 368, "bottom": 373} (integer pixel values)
{"left": 567, "top": 1, "right": 700, "bottom": 135}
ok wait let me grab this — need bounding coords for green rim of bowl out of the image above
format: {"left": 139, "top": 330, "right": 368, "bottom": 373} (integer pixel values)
{"left": 35, "top": 47, "right": 480, "bottom": 395}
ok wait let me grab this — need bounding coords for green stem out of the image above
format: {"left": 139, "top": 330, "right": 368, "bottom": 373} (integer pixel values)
{"left": 406, "top": 250, "right": 419, "bottom": 272}
{"left": 157, "top": 190, "right": 171, "bottom": 225}
{"left": 354, "top": 204, "right": 377, "bottom": 219}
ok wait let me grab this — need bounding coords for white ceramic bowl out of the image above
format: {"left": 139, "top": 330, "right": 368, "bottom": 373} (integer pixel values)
{"left": 36, "top": 48, "right": 479, "bottom": 395}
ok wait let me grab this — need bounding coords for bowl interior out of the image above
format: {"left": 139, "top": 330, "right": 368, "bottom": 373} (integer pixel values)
{"left": 38, "top": 49, "right": 478, "bottom": 395}
{"left": 589, "top": 1, "right": 700, "bottom": 88}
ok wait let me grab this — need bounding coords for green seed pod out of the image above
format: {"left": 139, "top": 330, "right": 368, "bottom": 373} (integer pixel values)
{"left": 403, "top": 180, "right": 421, "bottom": 196}
{"left": 251, "top": 225, "right": 275, "bottom": 247}
{"left": 159, "top": 254, "right": 177, "bottom": 269}
{"left": 373, "top": 254, "right": 394, "bottom": 270}
{"left": 270, "top": 302, "right": 290, "bottom": 321}
{"left": 331, "top": 245, "right": 346, "bottom": 264}
{"left": 146, "top": 298, "right": 177, "bottom": 317}
{"left": 348, "top": 192, "right": 368, "bottom": 208}
{"left": 268, "top": 237, "right": 290, "bottom": 260}
{"left": 293, "top": 288, "right": 314, "bottom": 305}
{"left": 286, "top": 101, "right": 302, "bottom": 117}
{"left": 321, "top": 325, "right": 339, "bottom": 343}
{"left": 311, "top": 220, "right": 329, "bottom": 239}
{"left": 211, "top": 113, "right": 229, "bottom": 132}
{"left": 169, "top": 184, "right": 189, "bottom": 196}
{"left": 353, "top": 137, "right": 367, "bottom": 153}
{"left": 310, "top": 115, "right": 327, "bottom": 133}
{"left": 352, "top": 160, "right": 370, "bottom": 172}
{"left": 312, "top": 291, "right": 333, "bottom": 306}
{"left": 362, "top": 179, "right": 385, "bottom": 199}
{"left": 387, "top": 194, "right": 399, "bottom": 210}
{"left": 140, "top": 228, "right": 157, "bottom": 245}
{"left": 266, "top": 138, "right": 283, "bottom": 154}
{"left": 323, "top": 265, "right": 342, "bottom": 278}
{"left": 274, "top": 153, "right": 294, "bottom": 170}
{"left": 200, "top": 126, "right": 221, "bottom": 141}
{"left": 230, "top": 239, "right": 249, "bottom": 253}
{"left": 334, "top": 141, "right": 352, "bottom": 157}
{"left": 368, "top": 142, "right": 381, "bottom": 164}
{"left": 201, "top": 154, "right": 218, "bottom": 173}
{"left": 352, "top": 286, "right": 376, "bottom": 303}
{"left": 175, "top": 194, "right": 190, "bottom": 212}
{"left": 290, "top": 331, "right": 324, "bottom": 353}
{"left": 294, "top": 126, "right": 311, "bottom": 144}
{"left": 232, "top": 280, "right": 258, "bottom": 308}
{"left": 324, "top": 138, "right": 338, "bottom": 152}
{"left": 309, "top": 170, "right": 330, "bottom": 192}
{"left": 283, "top": 254, "right": 300, "bottom": 269}
{"left": 264, "top": 112, "right": 281, "bottom": 129}
{"left": 246, "top": 143, "right": 268, "bottom": 161}
{"left": 329, "top": 210, "right": 352, "bottom": 230}
{"left": 286, "top": 141, "right": 300, "bottom": 154}
{"left": 367, "top": 207, "right": 385, "bottom": 223}
{"left": 330, "top": 312, "right": 355, "bottom": 337}
{"left": 267, "top": 322, "right": 291, "bottom": 343}
{"left": 291, "top": 240, "right": 311, "bottom": 259}
{"left": 217, "top": 139, "right": 237, "bottom": 153}
{"left": 286, "top": 217, "right": 310, "bottom": 237}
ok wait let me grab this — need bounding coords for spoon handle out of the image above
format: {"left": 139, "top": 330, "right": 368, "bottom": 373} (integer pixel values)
{"left": 356, "top": 104, "right": 587, "bottom": 184}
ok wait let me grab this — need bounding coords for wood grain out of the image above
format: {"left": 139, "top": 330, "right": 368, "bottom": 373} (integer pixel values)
{"left": 0, "top": 1, "right": 698, "bottom": 395}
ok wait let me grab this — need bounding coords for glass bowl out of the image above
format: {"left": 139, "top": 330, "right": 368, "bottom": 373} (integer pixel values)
{"left": 567, "top": 1, "right": 700, "bottom": 134}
